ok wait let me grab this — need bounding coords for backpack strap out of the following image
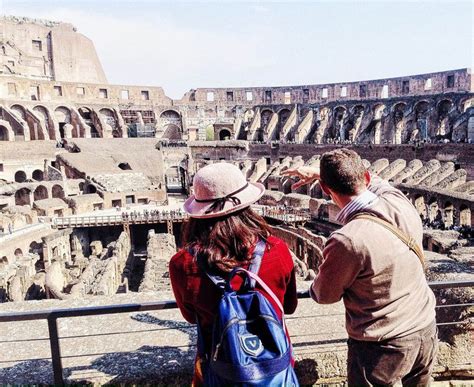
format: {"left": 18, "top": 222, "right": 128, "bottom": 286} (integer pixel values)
{"left": 246, "top": 239, "right": 266, "bottom": 288}
{"left": 228, "top": 268, "right": 284, "bottom": 314}
{"left": 350, "top": 212, "right": 425, "bottom": 269}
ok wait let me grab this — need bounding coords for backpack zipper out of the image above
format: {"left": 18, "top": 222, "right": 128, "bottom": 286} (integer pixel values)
{"left": 212, "top": 315, "right": 281, "bottom": 361}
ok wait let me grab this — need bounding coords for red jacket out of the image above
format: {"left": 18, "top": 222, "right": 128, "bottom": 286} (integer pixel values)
{"left": 169, "top": 236, "right": 298, "bottom": 350}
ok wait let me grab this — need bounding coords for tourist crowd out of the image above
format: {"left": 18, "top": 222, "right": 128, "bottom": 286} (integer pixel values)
{"left": 121, "top": 208, "right": 186, "bottom": 221}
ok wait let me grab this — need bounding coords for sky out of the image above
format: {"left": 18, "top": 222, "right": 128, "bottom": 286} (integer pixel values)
{"left": 1, "top": 0, "right": 472, "bottom": 98}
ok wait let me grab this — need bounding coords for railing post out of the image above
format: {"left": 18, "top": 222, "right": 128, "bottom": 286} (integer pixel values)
{"left": 47, "top": 315, "right": 64, "bottom": 384}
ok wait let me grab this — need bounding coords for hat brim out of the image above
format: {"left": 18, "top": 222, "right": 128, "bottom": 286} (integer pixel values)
{"left": 183, "top": 182, "right": 265, "bottom": 219}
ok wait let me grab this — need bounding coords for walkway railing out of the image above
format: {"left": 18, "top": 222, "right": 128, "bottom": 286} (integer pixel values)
{"left": 53, "top": 213, "right": 189, "bottom": 228}
{"left": 0, "top": 280, "right": 472, "bottom": 384}
{"left": 53, "top": 206, "right": 311, "bottom": 229}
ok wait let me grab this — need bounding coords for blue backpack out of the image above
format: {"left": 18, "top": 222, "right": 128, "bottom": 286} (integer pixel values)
{"left": 195, "top": 240, "right": 299, "bottom": 386}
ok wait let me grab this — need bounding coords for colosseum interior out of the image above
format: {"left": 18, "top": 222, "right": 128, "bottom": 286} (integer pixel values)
{"left": 0, "top": 15, "right": 473, "bottom": 385}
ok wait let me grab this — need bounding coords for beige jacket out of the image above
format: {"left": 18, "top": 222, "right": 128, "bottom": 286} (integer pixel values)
{"left": 311, "top": 177, "right": 436, "bottom": 341}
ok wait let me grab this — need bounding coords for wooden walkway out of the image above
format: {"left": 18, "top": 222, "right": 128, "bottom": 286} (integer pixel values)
{"left": 53, "top": 206, "right": 311, "bottom": 230}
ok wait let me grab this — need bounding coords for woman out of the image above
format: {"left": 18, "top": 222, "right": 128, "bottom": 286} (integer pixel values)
{"left": 169, "top": 162, "right": 298, "bottom": 386}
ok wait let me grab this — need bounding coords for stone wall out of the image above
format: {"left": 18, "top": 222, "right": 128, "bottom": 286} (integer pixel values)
{"left": 0, "top": 16, "right": 107, "bottom": 83}
{"left": 42, "top": 228, "right": 72, "bottom": 268}
{"left": 139, "top": 231, "right": 177, "bottom": 292}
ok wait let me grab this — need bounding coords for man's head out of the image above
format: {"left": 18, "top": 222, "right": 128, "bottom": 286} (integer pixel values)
{"left": 319, "top": 148, "right": 370, "bottom": 201}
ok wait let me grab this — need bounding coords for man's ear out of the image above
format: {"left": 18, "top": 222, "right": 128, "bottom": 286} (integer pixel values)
{"left": 364, "top": 170, "right": 371, "bottom": 187}
{"left": 320, "top": 181, "right": 330, "bottom": 196}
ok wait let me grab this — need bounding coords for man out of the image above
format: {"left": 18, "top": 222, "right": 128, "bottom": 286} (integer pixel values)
{"left": 283, "top": 148, "right": 437, "bottom": 386}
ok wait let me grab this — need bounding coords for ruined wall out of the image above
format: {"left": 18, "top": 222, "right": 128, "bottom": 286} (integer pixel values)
{"left": 0, "top": 16, "right": 107, "bottom": 84}
{"left": 68, "top": 231, "right": 131, "bottom": 297}
{"left": 139, "top": 231, "right": 176, "bottom": 292}
{"left": 271, "top": 225, "right": 325, "bottom": 275}
{"left": 0, "top": 21, "right": 471, "bottom": 146}
{"left": 248, "top": 143, "right": 474, "bottom": 180}
{"left": 42, "top": 228, "right": 72, "bottom": 268}
{"left": 178, "top": 69, "right": 472, "bottom": 105}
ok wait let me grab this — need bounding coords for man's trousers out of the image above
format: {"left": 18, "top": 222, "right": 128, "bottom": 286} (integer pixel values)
{"left": 347, "top": 321, "right": 438, "bottom": 386}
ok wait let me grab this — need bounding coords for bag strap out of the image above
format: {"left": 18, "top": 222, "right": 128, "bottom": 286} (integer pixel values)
{"left": 246, "top": 239, "right": 266, "bottom": 288}
{"left": 350, "top": 212, "right": 425, "bottom": 269}
{"left": 229, "top": 268, "right": 284, "bottom": 314}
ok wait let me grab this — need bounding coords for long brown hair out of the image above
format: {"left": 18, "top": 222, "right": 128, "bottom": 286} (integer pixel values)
{"left": 182, "top": 207, "right": 272, "bottom": 273}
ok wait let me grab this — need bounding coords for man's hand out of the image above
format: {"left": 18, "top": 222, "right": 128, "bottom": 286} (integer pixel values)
{"left": 281, "top": 166, "right": 320, "bottom": 190}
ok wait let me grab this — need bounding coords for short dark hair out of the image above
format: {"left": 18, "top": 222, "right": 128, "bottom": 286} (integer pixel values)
{"left": 320, "top": 148, "right": 367, "bottom": 195}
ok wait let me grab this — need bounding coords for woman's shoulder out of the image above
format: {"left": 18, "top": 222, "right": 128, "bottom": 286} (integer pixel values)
{"left": 263, "top": 235, "right": 293, "bottom": 267}
{"left": 266, "top": 235, "right": 287, "bottom": 248}
{"left": 169, "top": 248, "right": 193, "bottom": 270}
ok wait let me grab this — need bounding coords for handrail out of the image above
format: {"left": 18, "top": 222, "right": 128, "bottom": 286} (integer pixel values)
{"left": 52, "top": 206, "right": 311, "bottom": 228}
{"left": 0, "top": 279, "right": 472, "bottom": 384}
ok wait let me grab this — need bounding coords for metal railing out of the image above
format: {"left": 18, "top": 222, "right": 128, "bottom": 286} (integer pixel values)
{"left": 0, "top": 280, "right": 472, "bottom": 384}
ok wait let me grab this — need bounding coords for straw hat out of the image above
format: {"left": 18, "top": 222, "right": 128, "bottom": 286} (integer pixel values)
{"left": 184, "top": 163, "right": 265, "bottom": 219}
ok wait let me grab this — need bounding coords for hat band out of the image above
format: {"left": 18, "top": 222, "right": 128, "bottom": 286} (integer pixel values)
{"left": 194, "top": 183, "right": 249, "bottom": 214}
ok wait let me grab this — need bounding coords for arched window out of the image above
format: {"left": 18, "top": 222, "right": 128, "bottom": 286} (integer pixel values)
{"left": 32, "top": 170, "right": 44, "bottom": 181}
{"left": 52, "top": 185, "right": 65, "bottom": 199}
{"left": 118, "top": 162, "right": 132, "bottom": 170}
{"left": 14, "top": 171, "right": 27, "bottom": 183}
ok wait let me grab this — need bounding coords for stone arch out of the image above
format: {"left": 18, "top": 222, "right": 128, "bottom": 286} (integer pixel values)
{"left": 0, "top": 125, "right": 10, "bottom": 141}
{"left": 99, "top": 108, "right": 118, "bottom": 135}
{"left": 14, "top": 170, "right": 27, "bottom": 183}
{"left": 276, "top": 108, "right": 291, "bottom": 140}
{"left": 15, "top": 187, "right": 31, "bottom": 206}
{"left": 33, "top": 105, "right": 55, "bottom": 140}
{"left": 52, "top": 184, "right": 65, "bottom": 199}
{"left": 413, "top": 195, "right": 426, "bottom": 219}
{"left": 373, "top": 104, "right": 385, "bottom": 120}
{"left": 85, "top": 184, "right": 97, "bottom": 194}
{"left": 160, "top": 110, "right": 182, "bottom": 127}
{"left": 243, "top": 109, "right": 254, "bottom": 123}
{"left": 427, "top": 197, "right": 439, "bottom": 222}
{"left": 437, "top": 98, "right": 454, "bottom": 112}
{"left": 11, "top": 104, "right": 26, "bottom": 120}
{"left": 333, "top": 106, "right": 347, "bottom": 139}
{"left": 162, "top": 124, "right": 182, "bottom": 140}
{"left": 392, "top": 101, "right": 407, "bottom": 114}
{"left": 414, "top": 100, "right": 430, "bottom": 139}
{"left": 260, "top": 109, "right": 273, "bottom": 127}
{"left": 79, "top": 107, "right": 100, "bottom": 138}
{"left": 370, "top": 104, "right": 385, "bottom": 144}
{"left": 9, "top": 104, "right": 25, "bottom": 137}
{"left": 55, "top": 106, "right": 72, "bottom": 138}
{"left": 29, "top": 241, "right": 42, "bottom": 256}
{"left": 461, "top": 97, "right": 474, "bottom": 112}
{"left": 443, "top": 201, "right": 454, "bottom": 227}
{"left": 349, "top": 104, "right": 364, "bottom": 141}
{"left": 34, "top": 185, "right": 48, "bottom": 201}
{"left": 0, "top": 256, "right": 8, "bottom": 270}
{"left": 218, "top": 128, "right": 232, "bottom": 141}
{"left": 32, "top": 169, "right": 44, "bottom": 181}
{"left": 459, "top": 205, "right": 471, "bottom": 226}
{"left": 160, "top": 110, "right": 182, "bottom": 139}
{"left": 436, "top": 99, "right": 454, "bottom": 138}
{"left": 392, "top": 102, "right": 407, "bottom": 144}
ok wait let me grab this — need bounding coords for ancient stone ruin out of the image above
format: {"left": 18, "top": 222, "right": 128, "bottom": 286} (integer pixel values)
{"left": 0, "top": 14, "right": 472, "bottom": 385}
